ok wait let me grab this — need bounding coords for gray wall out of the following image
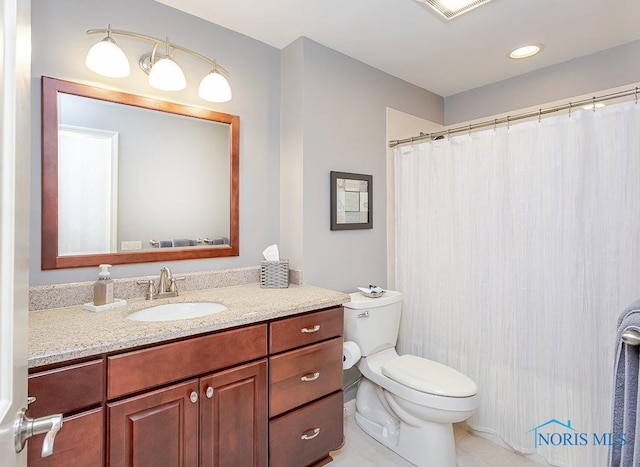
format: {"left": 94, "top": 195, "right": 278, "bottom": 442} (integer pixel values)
{"left": 445, "top": 39, "right": 640, "bottom": 125}
{"left": 281, "top": 38, "right": 443, "bottom": 292}
{"left": 30, "top": 0, "right": 281, "bottom": 284}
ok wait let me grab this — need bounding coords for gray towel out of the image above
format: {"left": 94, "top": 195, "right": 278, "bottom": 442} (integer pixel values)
{"left": 610, "top": 300, "right": 640, "bottom": 467}
{"left": 172, "top": 238, "right": 196, "bottom": 247}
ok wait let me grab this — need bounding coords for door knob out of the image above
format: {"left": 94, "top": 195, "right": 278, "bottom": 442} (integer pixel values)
{"left": 14, "top": 407, "right": 63, "bottom": 457}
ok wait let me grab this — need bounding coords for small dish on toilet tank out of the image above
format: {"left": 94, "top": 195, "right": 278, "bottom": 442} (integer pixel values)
{"left": 358, "top": 285, "right": 386, "bottom": 298}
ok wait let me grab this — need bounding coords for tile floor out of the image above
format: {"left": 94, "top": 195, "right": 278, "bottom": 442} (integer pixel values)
{"left": 330, "top": 413, "right": 545, "bottom": 467}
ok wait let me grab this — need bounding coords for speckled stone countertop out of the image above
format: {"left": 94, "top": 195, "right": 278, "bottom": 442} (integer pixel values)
{"left": 29, "top": 283, "right": 350, "bottom": 368}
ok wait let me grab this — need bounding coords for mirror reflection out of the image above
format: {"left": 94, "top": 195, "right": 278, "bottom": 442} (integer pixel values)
{"left": 41, "top": 77, "right": 239, "bottom": 269}
{"left": 57, "top": 94, "right": 230, "bottom": 256}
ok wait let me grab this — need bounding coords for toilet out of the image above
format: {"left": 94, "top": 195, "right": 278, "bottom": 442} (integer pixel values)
{"left": 343, "top": 290, "right": 478, "bottom": 467}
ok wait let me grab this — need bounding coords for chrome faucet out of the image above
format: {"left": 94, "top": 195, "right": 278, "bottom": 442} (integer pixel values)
{"left": 158, "top": 267, "right": 171, "bottom": 294}
{"left": 137, "top": 267, "right": 185, "bottom": 300}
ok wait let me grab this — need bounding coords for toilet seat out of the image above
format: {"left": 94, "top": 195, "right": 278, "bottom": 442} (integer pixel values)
{"left": 382, "top": 355, "right": 477, "bottom": 397}
{"left": 357, "top": 348, "right": 479, "bottom": 412}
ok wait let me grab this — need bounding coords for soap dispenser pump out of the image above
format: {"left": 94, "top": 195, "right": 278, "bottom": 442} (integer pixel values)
{"left": 94, "top": 264, "right": 114, "bottom": 306}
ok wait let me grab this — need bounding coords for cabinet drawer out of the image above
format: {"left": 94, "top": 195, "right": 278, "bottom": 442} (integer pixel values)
{"left": 270, "top": 337, "right": 343, "bottom": 417}
{"left": 269, "top": 391, "right": 343, "bottom": 467}
{"left": 29, "top": 359, "right": 104, "bottom": 417}
{"left": 28, "top": 407, "right": 104, "bottom": 467}
{"left": 108, "top": 324, "right": 267, "bottom": 399}
{"left": 269, "top": 307, "right": 343, "bottom": 354}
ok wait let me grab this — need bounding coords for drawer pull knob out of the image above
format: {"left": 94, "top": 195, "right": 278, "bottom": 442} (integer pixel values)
{"left": 301, "top": 428, "right": 321, "bottom": 440}
{"left": 301, "top": 372, "right": 320, "bottom": 382}
{"left": 301, "top": 325, "right": 320, "bottom": 333}
{"left": 206, "top": 387, "right": 214, "bottom": 399}
{"left": 190, "top": 391, "right": 198, "bottom": 403}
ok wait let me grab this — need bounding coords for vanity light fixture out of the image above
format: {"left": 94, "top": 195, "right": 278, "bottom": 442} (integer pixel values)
{"left": 85, "top": 25, "right": 232, "bottom": 102}
{"left": 414, "top": 0, "right": 494, "bottom": 20}
{"left": 509, "top": 44, "right": 543, "bottom": 59}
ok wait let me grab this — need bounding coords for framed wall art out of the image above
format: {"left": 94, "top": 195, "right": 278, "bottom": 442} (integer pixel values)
{"left": 330, "top": 171, "right": 372, "bottom": 230}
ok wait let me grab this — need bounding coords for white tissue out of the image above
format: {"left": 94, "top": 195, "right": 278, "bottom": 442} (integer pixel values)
{"left": 343, "top": 341, "right": 362, "bottom": 369}
{"left": 358, "top": 286, "right": 382, "bottom": 294}
{"left": 262, "top": 244, "right": 280, "bottom": 261}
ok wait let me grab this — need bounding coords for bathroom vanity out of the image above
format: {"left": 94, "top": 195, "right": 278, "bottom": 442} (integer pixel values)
{"left": 27, "top": 284, "right": 348, "bottom": 466}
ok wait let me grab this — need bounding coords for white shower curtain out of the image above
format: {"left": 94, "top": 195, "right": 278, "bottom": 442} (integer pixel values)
{"left": 394, "top": 100, "right": 640, "bottom": 467}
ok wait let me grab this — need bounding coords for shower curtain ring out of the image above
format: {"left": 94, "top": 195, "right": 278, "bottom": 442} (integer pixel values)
{"left": 635, "top": 87, "right": 638, "bottom": 105}
{"left": 468, "top": 125, "right": 471, "bottom": 137}
{"left": 538, "top": 109, "right": 542, "bottom": 124}
{"left": 568, "top": 102, "right": 572, "bottom": 118}
{"left": 507, "top": 116, "right": 510, "bottom": 130}
{"left": 494, "top": 119, "right": 497, "bottom": 132}
{"left": 592, "top": 97, "right": 596, "bottom": 112}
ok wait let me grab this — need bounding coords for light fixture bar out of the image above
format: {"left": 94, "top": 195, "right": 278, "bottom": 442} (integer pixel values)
{"left": 86, "top": 28, "right": 230, "bottom": 78}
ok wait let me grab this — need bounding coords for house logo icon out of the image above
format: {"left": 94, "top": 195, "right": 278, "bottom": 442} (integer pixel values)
{"left": 528, "top": 419, "right": 581, "bottom": 448}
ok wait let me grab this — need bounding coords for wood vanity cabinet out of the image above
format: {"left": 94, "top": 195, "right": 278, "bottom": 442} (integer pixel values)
{"left": 268, "top": 306, "right": 344, "bottom": 467}
{"left": 107, "top": 325, "right": 268, "bottom": 467}
{"left": 28, "top": 305, "right": 345, "bottom": 467}
{"left": 108, "top": 360, "right": 267, "bottom": 467}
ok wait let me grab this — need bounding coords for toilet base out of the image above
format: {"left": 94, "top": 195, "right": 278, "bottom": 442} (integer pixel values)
{"left": 354, "top": 379, "right": 458, "bottom": 467}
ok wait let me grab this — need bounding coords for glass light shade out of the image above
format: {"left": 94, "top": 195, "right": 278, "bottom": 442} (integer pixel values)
{"left": 198, "top": 71, "right": 232, "bottom": 103}
{"left": 85, "top": 38, "right": 130, "bottom": 78}
{"left": 148, "top": 57, "right": 186, "bottom": 91}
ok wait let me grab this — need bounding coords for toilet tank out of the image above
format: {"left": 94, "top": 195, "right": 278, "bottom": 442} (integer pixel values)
{"left": 343, "top": 290, "right": 403, "bottom": 356}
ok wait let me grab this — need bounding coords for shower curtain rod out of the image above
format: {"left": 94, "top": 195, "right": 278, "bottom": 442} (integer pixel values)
{"left": 388, "top": 86, "right": 639, "bottom": 148}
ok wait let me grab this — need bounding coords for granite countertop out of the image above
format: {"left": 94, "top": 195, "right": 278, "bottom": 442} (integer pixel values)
{"left": 29, "top": 283, "right": 350, "bottom": 368}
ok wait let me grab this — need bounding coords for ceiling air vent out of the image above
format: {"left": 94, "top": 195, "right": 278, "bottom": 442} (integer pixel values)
{"left": 417, "top": 0, "right": 494, "bottom": 20}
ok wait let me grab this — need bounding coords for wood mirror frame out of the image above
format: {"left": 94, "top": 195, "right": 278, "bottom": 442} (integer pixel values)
{"left": 41, "top": 76, "right": 239, "bottom": 269}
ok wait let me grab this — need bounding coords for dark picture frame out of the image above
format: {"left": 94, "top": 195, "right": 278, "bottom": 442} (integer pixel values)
{"left": 330, "top": 171, "right": 373, "bottom": 230}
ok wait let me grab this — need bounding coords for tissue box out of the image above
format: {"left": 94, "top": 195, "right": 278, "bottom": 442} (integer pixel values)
{"left": 260, "top": 260, "right": 289, "bottom": 288}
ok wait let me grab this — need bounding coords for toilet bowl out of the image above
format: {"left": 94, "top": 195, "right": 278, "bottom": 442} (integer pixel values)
{"left": 344, "top": 291, "right": 478, "bottom": 467}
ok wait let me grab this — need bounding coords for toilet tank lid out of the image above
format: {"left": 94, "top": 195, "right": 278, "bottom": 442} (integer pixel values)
{"left": 343, "top": 290, "right": 403, "bottom": 309}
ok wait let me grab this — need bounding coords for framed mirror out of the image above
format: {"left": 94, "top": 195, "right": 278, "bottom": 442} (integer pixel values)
{"left": 41, "top": 77, "right": 239, "bottom": 269}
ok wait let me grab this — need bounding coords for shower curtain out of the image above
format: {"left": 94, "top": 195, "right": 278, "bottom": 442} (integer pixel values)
{"left": 394, "top": 100, "right": 640, "bottom": 467}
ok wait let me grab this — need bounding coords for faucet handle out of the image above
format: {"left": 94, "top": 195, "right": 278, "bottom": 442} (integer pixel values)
{"left": 169, "top": 276, "right": 186, "bottom": 293}
{"left": 136, "top": 280, "right": 156, "bottom": 300}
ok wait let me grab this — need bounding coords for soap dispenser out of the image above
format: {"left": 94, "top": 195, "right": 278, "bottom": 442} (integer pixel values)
{"left": 94, "top": 264, "right": 114, "bottom": 306}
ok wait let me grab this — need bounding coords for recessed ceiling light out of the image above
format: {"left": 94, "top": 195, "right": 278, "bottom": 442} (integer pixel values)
{"left": 509, "top": 44, "right": 543, "bottom": 59}
{"left": 415, "top": 0, "right": 494, "bottom": 20}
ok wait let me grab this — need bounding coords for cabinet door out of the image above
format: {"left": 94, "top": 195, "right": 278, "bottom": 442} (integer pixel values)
{"left": 200, "top": 360, "right": 268, "bottom": 467}
{"left": 27, "top": 407, "right": 104, "bottom": 467}
{"left": 108, "top": 380, "right": 198, "bottom": 467}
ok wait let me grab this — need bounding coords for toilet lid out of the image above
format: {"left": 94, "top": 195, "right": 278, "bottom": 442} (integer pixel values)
{"left": 382, "top": 355, "right": 477, "bottom": 397}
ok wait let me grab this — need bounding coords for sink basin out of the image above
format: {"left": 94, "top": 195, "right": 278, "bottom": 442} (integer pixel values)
{"left": 127, "top": 302, "right": 227, "bottom": 322}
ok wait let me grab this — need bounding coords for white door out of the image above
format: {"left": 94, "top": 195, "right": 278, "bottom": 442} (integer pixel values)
{"left": 0, "top": 0, "right": 30, "bottom": 464}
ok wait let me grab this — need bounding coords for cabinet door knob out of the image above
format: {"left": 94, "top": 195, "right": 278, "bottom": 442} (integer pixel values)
{"left": 301, "top": 325, "right": 320, "bottom": 333}
{"left": 300, "top": 372, "right": 320, "bottom": 382}
{"left": 206, "top": 387, "right": 214, "bottom": 399}
{"left": 190, "top": 391, "right": 198, "bottom": 403}
{"left": 301, "top": 428, "right": 320, "bottom": 440}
